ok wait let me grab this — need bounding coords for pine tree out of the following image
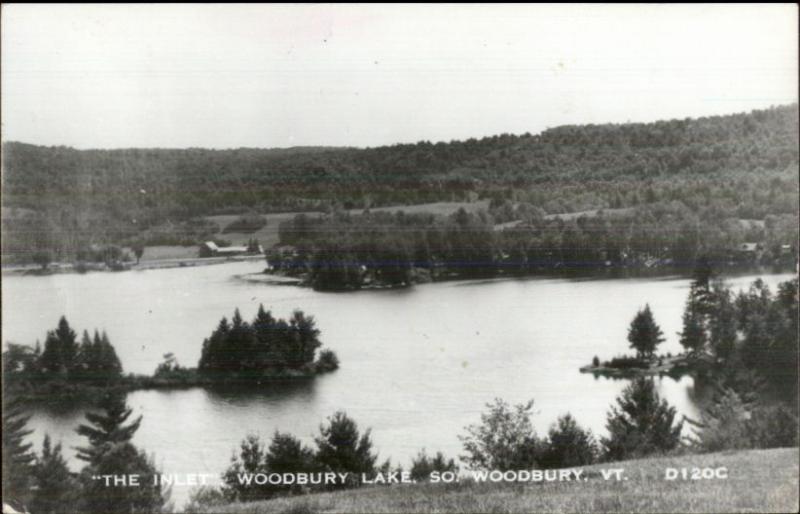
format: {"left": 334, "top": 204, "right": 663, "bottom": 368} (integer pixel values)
{"left": 627, "top": 304, "right": 665, "bottom": 360}
{"left": 97, "top": 331, "right": 123, "bottom": 381}
{"left": 290, "top": 310, "right": 321, "bottom": 368}
{"left": 31, "top": 435, "right": 79, "bottom": 514}
{"left": 199, "top": 316, "right": 230, "bottom": 374}
{"left": 315, "top": 411, "right": 377, "bottom": 486}
{"left": 252, "top": 305, "right": 278, "bottom": 368}
{"left": 539, "top": 413, "right": 597, "bottom": 469}
{"left": 79, "top": 442, "right": 166, "bottom": 514}
{"left": 75, "top": 392, "right": 165, "bottom": 513}
{"left": 75, "top": 330, "right": 94, "bottom": 381}
{"left": 39, "top": 316, "right": 78, "bottom": 375}
{"left": 227, "top": 309, "right": 254, "bottom": 373}
{"left": 2, "top": 401, "right": 36, "bottom": 509}
{"left": 222, "top": 434, "right": 267, "bottom": 502}
{"left": 708, "top": 284, "right": 738, "bottom": 361}
{"left": 264, "top": 432, "right": 319, "bottom": 497}
{"left": 75, "top": 392, "right": 142, "bottom": 464}
{"left": 679, "top": 301, "right": 707, "bottom": 354}
{"left": 602, "top": 377, "right": 683, "bottom": 461}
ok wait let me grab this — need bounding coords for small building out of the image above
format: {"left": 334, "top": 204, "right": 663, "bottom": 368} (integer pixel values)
{"left": 738, "top": 242, "right": 762, "bottom": 253}
{"left": 735, "top": 242, "right": 764, "bottom": 263}
{"left": 199, "top": 241, "right": 251, "bottom": 258}
{"left": 199, "top": 241, "right": 219, "bottom": 258}
{"left": 216, "top": 245, "right": 249, "bottom": 256}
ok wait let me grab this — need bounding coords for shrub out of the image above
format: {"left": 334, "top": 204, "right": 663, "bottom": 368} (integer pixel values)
{"left": 606, "top": 355, "right": 648, "bottom": 370}
{"left": 459, "top": 398, "right": 540, "bottom": 471}
{"left": 687, "top": 388, "right": 799, "bottom": 452}
{"left": 539, "top": 414, "right": 597, "bottom": 469}
{"left": 315, "top": 349, "right": 339, "bottom": 373}
{"left": 686, "top": 388, "right": 753, "bottom": 453}
{"left": 32, "top": 250, "right": 52, "bottom": 270}
{"left": 264, "top": 432, "right": 319, "bottom": 497}
{"left": 185, "top": 486, "right": 227, "bottom": 512}
{"left": 747, "top": 404, "right": 799, "bottom": 449}
{"left": 410, "top": 450, "right": 459, "bottom": 482}
{"left": 222, "top": 435, "right": 267, "bottom": 502}
{"left": 223, "top": 214, "right": 267, "bottom": 234}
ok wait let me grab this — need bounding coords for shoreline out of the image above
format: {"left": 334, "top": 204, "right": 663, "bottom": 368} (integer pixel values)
{"left": 4, "top": 254, "right": 795, "bottom": 294}
{"left": 579, "top": 353, "right": 694, "bottom": 379}
{"left": 1, "top": 253, "right": 266, "bottom": 276}
{"left": 4, "top": 367, "right": 335, "bottom": 406}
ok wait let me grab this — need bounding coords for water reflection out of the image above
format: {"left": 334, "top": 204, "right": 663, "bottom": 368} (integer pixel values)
{"left": 204, "top": 379, "right": 318, "bottom": 407}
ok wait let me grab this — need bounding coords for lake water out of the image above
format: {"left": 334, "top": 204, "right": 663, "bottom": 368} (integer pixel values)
{"left": 2, "top": 263, "right": 794, "bottom": 508}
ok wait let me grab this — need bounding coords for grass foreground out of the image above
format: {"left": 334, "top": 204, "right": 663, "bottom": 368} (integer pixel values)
{"left": 196, "top": 447, "right": 798, "bottom": 514}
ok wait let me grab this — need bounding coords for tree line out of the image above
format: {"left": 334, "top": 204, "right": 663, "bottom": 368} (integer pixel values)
{"left": 603, "top": 272, "right": 799, "bottom": 452}
{"left": 3, "top": 317, "right": 123, "bottom": 388}
{"left": 3, "top": 103, "right": 797, "bottom": 263}
{"left": 269, "top": 202, "right": 797, "bottom": 290}
{"left": 678, "top": 271, "right": 799, "bottom": 398}
{"left": 190, "top": 368, "right": 797, "bottom": 511}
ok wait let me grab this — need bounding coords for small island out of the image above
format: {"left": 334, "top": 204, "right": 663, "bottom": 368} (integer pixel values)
{"left": 580, "top": 353, "right": 693, "bottom": 379}
{"left": 2, "top": 308, "right": 339, "bottom": 404}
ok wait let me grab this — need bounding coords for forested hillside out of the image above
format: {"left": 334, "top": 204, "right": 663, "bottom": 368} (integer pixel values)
{"left": 1, "top": 104, "right": 797, "bottom": 263}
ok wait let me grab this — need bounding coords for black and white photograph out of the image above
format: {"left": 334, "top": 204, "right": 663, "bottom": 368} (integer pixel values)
{"left": 1, "top": 4, "right": 798, "bottom": 513}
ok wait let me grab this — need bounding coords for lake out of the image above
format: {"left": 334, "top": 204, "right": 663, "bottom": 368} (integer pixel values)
{"left": 2, "top": 262, "right": 794, "bottom": 508}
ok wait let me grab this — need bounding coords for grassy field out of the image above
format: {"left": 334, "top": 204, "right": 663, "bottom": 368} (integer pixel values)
{"left": 204, "top": 201, "right": 491, "bottom": 250}
{"left": 197, "top": 448, "right": 798, "bottom": 514}
{"left": 136, "top": 202, "right": 768, "bottom": 265}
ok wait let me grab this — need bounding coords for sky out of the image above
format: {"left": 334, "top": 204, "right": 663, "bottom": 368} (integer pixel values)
{"left": 1, "top": 4, "right": 797, "bottom": 149}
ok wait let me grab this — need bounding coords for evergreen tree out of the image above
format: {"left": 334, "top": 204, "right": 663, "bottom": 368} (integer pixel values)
{"left": 75, "top": 392, "right": 142, "bottom": 464}
{"left": 252, "top": 305, "right": 278, "bottom": 367}
{"left": 740, "top": 312, "right": 770, "bottom": 370}
{"left": 679, "top": 302, "right": 707, "bottom": 354}
{"left": 75, "top": 392, "right": 165, "bottom": 513}
{"left": 690, "top": 256, "right": 714, "bottom": 300}
{"left": 602, "top": 377, "right": 683, "bottom": 461}
{"left": 227, "top": 309, "right": 254, "bottom": 373}
{"left": 31, "top": 435, "right": 79, "bottom": 514}
{"left": 539, "top": 413, "right": 597, "bottom": 469}
{"left": 79, "top": 442, "right": 166, "bottom": 514}
{"left": 198, "top": 316, "right": 230, "bottom": 374}
{"left": 290, "top": 310, "right": 321, "bottom": 368}
{"left": 707, "top": 284, "right": 738, "bottom": 361}
{"left": 264, "top": 432, "right": 319, "bottom": 496}
{"left": 222, "top": 435, "right": 267, "bottom": 502}
{"left": 2, "top": 401, "right": 36, "bottom": 509}
{"left": 627, "top": 305, "right": 665, "bottom": 360}
{"left": 39, "top": 316, "right": 78, "bottom": 375}
{"left": 97, "top": 331, "right": 123, "bottom": 381}
{"left": 75, "top": 330, "right": 95, "bottom": 381}
{"left": 315, "top": 411, "right": 377, "bottom": 486}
